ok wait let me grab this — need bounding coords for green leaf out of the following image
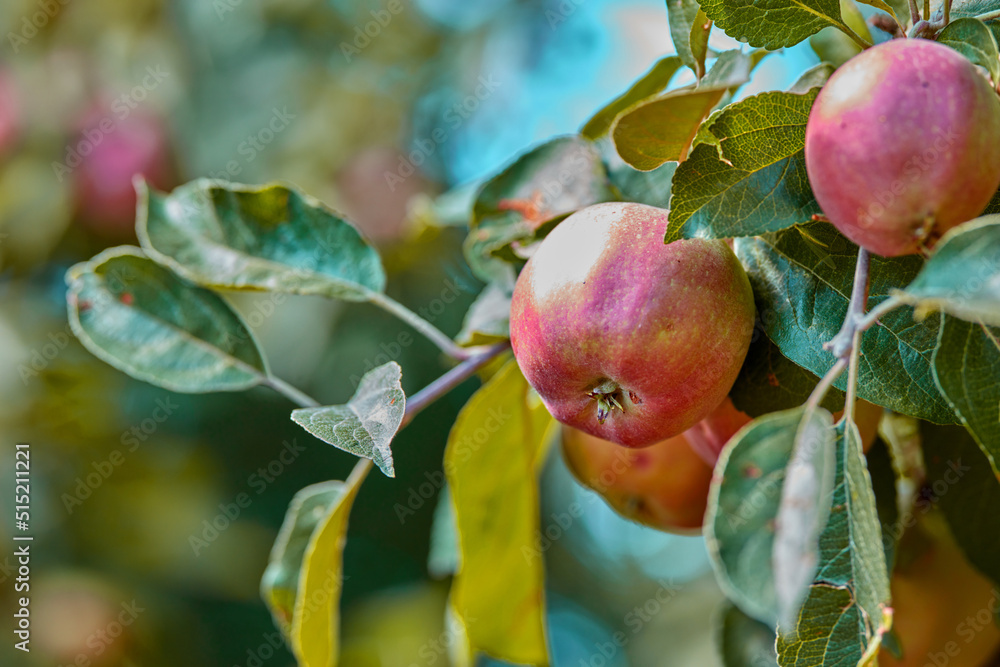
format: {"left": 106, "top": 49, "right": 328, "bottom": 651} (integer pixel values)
{"left": 699, "top": 0, "right": 847, "bottom": 49}
{"left": 706, "top": 408, "right": 804, "bottom": 624}
{"left": 690, "top": 9, "right": 713, "bottom": 79}
{"left": 778, "top": 424, "right": 891, "bottom": 665}
{"left": 465, "top": 137, "right": 616, "bottom": 281}
{"left": 775, "top": 583, "right": 865, "bottom": 666}
{"left": 932, "top": 316, "right": 1000, "bottom": 474}
{"left": 718, "top": 602, "right": 778, "bottom": 667}
{"left": 937, "top": 17, "right": 1000, "bottom": 86}
{"left": 65, "top": 246, "right": 268, "bottom": 393}
{"left": 773, "top": 410, "right": 837, "bottom": 629}
{"left": 730, "top": 333, "right": 845, "bottom": 418}
{"left": 666, "top": 90, "right": 821, "bottom": 242}
{"left": 261, "top": 470, "right": 367, "bottom": 666}
{"left": 612, "top": 50, "right": 753, "bottom": 171}
{"left": 456, "top": 281, "right": 512, "bottom": 347}
{"left": 897, "top": 216, "right": 1000, "bottom": 327}
{"left": 136, "top": 178, "right": 386, "bottom": 301}
{"left": 607, "top": 160, "right": 678, "bottom": 209}
{"left": 667, "top": 0, "right": 707, "bottom": 76}
{"left": 787, "top": 62, "right": 836, "bottom": 94}
{"left": 472, "top": 136, "right": 615, "bottom": 226}
{"left": 291, "top": 363, "right": 405, "bottom": 478}
{"left": 776, "top": 422, "right": 892, "bottom": 663}
{"left": 736, "top": 223, "right": 957, "bottom": 423}
{"left": 446, "top": 360, "right": 555, "bottom": 665}
{"left": 581, "top": 56, "right": 684, "bottom": 139}
{"left": 921, "top": 422, "right": 1000, "bottom": 588}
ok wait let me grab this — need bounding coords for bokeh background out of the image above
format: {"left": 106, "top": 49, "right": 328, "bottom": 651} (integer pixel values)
{"left": 0, "top": 1, "right": 820, "bottom": 665}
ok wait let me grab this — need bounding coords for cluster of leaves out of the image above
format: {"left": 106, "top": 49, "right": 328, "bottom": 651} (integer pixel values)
{"left": 64, "top": 0, "right": 1000, "bottom": 666}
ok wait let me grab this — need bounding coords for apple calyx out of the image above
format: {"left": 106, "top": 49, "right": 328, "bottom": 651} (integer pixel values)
{"left": 589, "top": 379, "right": 625, "bottom": 424}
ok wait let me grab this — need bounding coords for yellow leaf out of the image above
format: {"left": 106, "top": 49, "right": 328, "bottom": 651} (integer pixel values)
{"left": 446, "top": 360, "right": 556, "bottom": 665}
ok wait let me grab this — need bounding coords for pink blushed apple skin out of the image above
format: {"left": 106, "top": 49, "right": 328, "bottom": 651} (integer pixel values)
{"left": 562, "top": 426, "right": 714, "bottom": 533}
{"left": 805, "top": 38, "right": 1000, "bottom": 257}
{"left": 510, "top": 202, "right": 756, "bottom": 448}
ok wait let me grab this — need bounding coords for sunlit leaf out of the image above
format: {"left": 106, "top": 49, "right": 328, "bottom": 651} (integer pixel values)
{"left": 612, "top": 50, "right": 753, "bottom": 170}
{"left": 700, "top": 0, "right": 848, "bottom": 49}
{"left": 581, "top": 57, "right": 683, "bottom": 139}
{"left": 291, "top": 363, "right": 405, "bottom": 477}
{"left": 667, "top": 89, "right": 821, "bottom": 242}
{"left": 446, "top": 360, "right": 555, "bottom": 665}
{"left": 261, "top": 469, "right": 368, "bottom": 666}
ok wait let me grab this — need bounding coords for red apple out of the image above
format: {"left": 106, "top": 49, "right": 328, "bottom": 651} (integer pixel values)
{"left": 805, "top": 38, "right": 1000, "bottom": 257}
{"left": 561, "top": 426, "right": 714, "bottom": 533}
{"left": 510, "top": 202, "right": 756, "bottom": 447}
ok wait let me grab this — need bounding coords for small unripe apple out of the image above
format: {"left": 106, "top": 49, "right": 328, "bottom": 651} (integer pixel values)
{"left": 561, "top": 425, "right": 714, "bottom": 533}
{"left": 805, "top": 38, "right": 1000, "bottom": 257}
{"left": 510, "top": 202, "right": 756, "bottom": 448}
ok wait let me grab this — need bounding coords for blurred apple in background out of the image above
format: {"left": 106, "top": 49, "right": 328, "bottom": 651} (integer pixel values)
{"left": 32, "top": 572, "right": 133, "bottom": 667}
{"left": 70, "top": 109, "right": 176, "bottom": 237}
{"left": 561, "top": 425, "right": 714, "bottom": 533}
{"left": 0, "top": 68, "right": 20, "bottom": 157}
{"left": 880, "top": 519, "right": 1000, "bottom": 667}
{"left": 336, "top": 146, "right": 433, "bottom": 244}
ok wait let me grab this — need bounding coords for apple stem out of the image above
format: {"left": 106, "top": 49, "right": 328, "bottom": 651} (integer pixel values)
{"left": 943, "top": 0, "right": 951, "bottom": 26}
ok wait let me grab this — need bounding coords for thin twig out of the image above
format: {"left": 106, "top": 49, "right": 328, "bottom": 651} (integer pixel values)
{"left": 265, "top": 375, "right": 321, "bottom": 408}
{"left": 401, "top": 341, "right": 511, "bottom": 428}
{"left": 367, "top": 291, "right": 469, "bottom": 360}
